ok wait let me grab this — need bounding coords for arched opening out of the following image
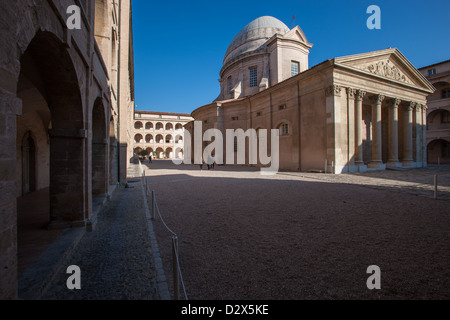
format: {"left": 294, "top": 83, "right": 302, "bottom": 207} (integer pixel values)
{"left": 156, "top": 147, "right": 164, "bottom": 159}
{"left": 175, "top": 134, "right": 183, "bottom": 143}
{"left": 145, "top": 134, "right": 153, "bottom": 143}
{"left": 21, "top": 132, "right": 37, "bottom": 195}
{"left": 166, "top": 123, "right": 173, "bottom": 131}
{"left": 175, "top": 123, "right": 183, "bottom": 130}
{"left": 156, "top": 134, "right": 164, "bottom": 143}
{"left": 156, "top": 122, "right": 163, "bottom": 130}
{"left": 166, "top": 147, "right": 173, "bottom": 159}
{"left": 92, "top": 98, "right": 108, "bottom": 196}
{"left": 16, "top": 31, "right": 86, "bottom": 274}
{"left": 427, "top": 139, "right": 450, "bottom": 164}
{"left": 165, "top": 134, "right": 173, "bottom": 143}
{"left": 145, "top": 122, "right": 153, "bottom": 130}
{"left": 134, "top": 121, "right": 143, "bottom": 129}
{"left": 134, "top": 134, "right": 143, "bottom": 143}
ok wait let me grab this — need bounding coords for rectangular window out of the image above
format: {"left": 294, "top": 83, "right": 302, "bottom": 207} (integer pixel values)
{"left": 279, "top": 105, "right": 287, "bottom": 111}
{"left": 280, "top": 123, "right": 289, "bottom": 136}
{"left": 442, "top": 89, "right": 450, "bottom": 99}
{"left": 428, "top": 69, "right": 437, "bottom": 76}
{"left": 291, "top": 61, "right": 300, "bottom": 76}
{"left": 442, "top": 112, "right": 450, "bottom": 123}
{"left": 228, "top": 76, "right": 233, "bottom": 93}
{"left": 256, "top": 111, "right": 262, "bottom": 117}
{"left": 231, "top": 116, "right": 239, "bottom": 121}
{"left": 249, "top": 67, "right": 258, "bottom": 87}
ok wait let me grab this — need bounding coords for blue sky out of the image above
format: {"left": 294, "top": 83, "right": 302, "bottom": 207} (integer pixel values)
{"left": 132, "top": 0, "right": 450, "bottom": 114}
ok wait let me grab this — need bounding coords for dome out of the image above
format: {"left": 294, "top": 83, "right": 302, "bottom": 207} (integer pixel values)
{"left": 224, "top": 16, "right": 290, "bottom": 66}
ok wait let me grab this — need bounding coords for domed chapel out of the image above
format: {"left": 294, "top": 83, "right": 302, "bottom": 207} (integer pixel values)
{"left": 186, "top": 16, "right": 435, "bottom": 173}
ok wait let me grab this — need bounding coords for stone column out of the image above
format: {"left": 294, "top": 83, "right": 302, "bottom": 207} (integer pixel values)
{"left": 368, "top": 94, "right": 385, "bottom": 168}
{"left": 414, "top": 103, "right": 423, "bottom": 167}
{"left": 387, "top": 98, "right": 401, "bottom": 167}
{"left": 422, "top": 104, "right": 428, "bottom": 166}
{"left": 354, "top": 90, "right": 365, "bottom": 165}
{"left": 402, "top": 102, "right": 415, "bottom": 166}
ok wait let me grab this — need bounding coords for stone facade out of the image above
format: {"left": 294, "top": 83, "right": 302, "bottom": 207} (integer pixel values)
{"left": 187, "top": 17, "right": 435, "bottom": 174}
{"left": 0, "top": 0, "right": 134, "bottom": 299}
{"left": 418, "top": 60, "right": 450, "bottom": 164}
{"left": 133, "top": 111, "right": 193, "bottom": 160}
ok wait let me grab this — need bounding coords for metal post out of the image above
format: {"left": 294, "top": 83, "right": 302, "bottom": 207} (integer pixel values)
{"left": 324, "top": 159, "right": 328, "bottom": 174}
{"left": 434, "top": 175, "right": 438, "bottom": 200}
{"left": 151, "top": 190, "right": 156, "bottom": 220}
{"left": 172, "top": 235, "right": 180, "bottom": 300}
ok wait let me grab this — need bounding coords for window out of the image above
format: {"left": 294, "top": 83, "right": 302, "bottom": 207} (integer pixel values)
{"left": 442, "top": 89, "right": 450, "bottom": 99}
{"left": 291, "top": 61, "right": 300, "bottom": 76}
{"left": 279, "top": 123, "right": 289, "bottom": 136}
{"left": 442, "top": 111, "right": 450, "bottom": 123}
{"left": 256, "top": 112, "right": 262, "bottom": 117}
{"left": 428, "top": 69, "right": 437, "bottom": 76}
{"left": 231, "top": 116, "right": 239, "bottom": 121}
{"left": 228, "top": 76, "right": 233, "bottom": 93}
{"left": 279, "top": 105, "right": 287, "bottom": 111}
{"left": 249, "top": 67, "right": 257, "bottom": 87}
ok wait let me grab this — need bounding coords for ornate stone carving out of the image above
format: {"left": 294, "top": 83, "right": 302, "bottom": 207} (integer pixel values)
{"left": 369, "top": 94, "right": 385, "bottom": 105}
{"left": 325, "top": 85, "right": 341, "bottom": 97}
{"left": 390, "top": 98, "right": 401, "bottom": 109}
{"left": 355, "top": 90, "right": 366, "bottom": 101}
{"left": 366, "top": 60, "right": 410, "bottom": 84}
{"left": 406, "top": 101, "right": 416, "bottom": 111}
{"left": 346, "top": 88, "right": 356, "bottom": 99}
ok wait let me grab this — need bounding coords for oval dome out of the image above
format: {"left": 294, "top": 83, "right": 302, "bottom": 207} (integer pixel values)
{"left": 224, "top": 16, "right": 290, "bottom": 65}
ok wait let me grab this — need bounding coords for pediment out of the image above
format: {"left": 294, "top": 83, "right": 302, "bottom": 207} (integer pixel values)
{"left": 334, "top": 49, "right": 434, "bottom": 92}
{"left": 283, "top": 26, "right": 313, "bottom": 48}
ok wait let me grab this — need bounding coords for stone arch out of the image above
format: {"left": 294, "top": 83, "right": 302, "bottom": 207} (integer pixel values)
{"left": 145, "top": 134, "right": 153, "bottom": 143}
{"left": 156, "top": 122, "right": 163, "bottom": 130}
{"left": 135, "top": 121, "right": 143, "bottom": 129}
{"left": 175, "top": 123, "right": 183, "bottom": 130}
{"left": 166, "top": 147, "right": 173, "bottom": 159}
{"left": 145, "top": 122, "right": 153, "bottom": 130}
{"left": 92, "top": 98, "right": 108, "bottom": 196}
{"left": 165, "top": 134, "right": 173, "bottom": 143}
{"left": 166, "top": 122, "right": 174, "bottom": 131}
{"left": 427, "top": 139, "right": 450, "bottom": 164}
{"left": 134, "top": 134, "right": 143, "bottom": 143}
{"left": 155, "top": 147, "right": 164, "bottom": 159}
{"left": 17, "top": 31, "right": 86, "bottom": 226}
{"left": 156, "top": 134, "right": 164, "bottom": 143}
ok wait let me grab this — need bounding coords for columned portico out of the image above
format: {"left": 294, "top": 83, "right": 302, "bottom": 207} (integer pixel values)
{"left": 387, "top": 98, "right": 401, "bottom": 168}
{"left": 368, "top": 94, "right": 385, "bottom": 169}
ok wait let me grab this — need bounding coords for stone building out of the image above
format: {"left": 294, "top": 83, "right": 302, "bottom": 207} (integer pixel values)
{"left": 133, "top": 111, "right": 193, "bottom": 160}
{"left": 187, "top": 16, "right": 435, "bottom": 173}
{"left": 0, "top": 0, "right": 135, "bottom": 299}
{"left": 418, "top": 60, "right": 450, "bottom": 164}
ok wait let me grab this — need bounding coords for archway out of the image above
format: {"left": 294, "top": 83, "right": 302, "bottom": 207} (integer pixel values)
{"left": 156, "top": 147, "right": 164, "bottom": 159}
{"left": 21, "top": 131, "right": 36, "bottom": 195}
{"left": 427, "top": 139, "right": 450, "bottom": 164}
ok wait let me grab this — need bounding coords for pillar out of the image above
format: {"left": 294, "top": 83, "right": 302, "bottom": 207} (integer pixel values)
{"left": 414, "top": 103, "right": 423, "bottom": 167}
{"left": 422, "top": 104, "right": 428, "bottom": 166}
{"left": 368, "top": 94, "right": 385, "bottom": 168}
{"left": 402, "top": 102, "right": 414, "bottom": 166}
{"left": 387, "top": 98, "right": 401, "bottom": 167}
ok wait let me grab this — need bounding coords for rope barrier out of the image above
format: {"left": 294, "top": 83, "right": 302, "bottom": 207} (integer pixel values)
{"left": 151, "top": 190, "right": 188, "bottom": 300}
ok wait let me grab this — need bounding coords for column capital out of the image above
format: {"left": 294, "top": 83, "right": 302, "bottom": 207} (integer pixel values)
{"left": 369, "top": 94, "right": 385, "bottom": 105}
{"left": 389, "top": 98, "right": 401, "bottom": 109}
{"left": 346, "top": 88, "right": 356, "bottom": 99}
{"left": 325, "top": 85, "right": 342, "bottom": 97}
{"left": 405, "top": 101, "right": 416, "bottom": 111}
{"left": 355, "top": 89, "right": 366, "bottom": 101}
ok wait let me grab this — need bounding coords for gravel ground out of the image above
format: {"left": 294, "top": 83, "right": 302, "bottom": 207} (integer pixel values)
{"left": 146, "top": 161, "right": 450, "bottom": 300}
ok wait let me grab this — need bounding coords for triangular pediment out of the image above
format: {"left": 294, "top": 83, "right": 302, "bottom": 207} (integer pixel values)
{"left": 334, "top": 49, "right": 434, "bottom": 92}
{"left": 283, "top": 26, "right": 313, "bottom": 48}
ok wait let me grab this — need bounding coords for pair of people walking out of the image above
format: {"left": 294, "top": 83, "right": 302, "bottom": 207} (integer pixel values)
{"left": 199, "top": 155, "right": 215, "bottom": 170}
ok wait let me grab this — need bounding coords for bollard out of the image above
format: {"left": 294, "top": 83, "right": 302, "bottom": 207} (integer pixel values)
{"left": 434, "top": 175, "right": 438, "bottom": 200}
{"left": 151, "top": 190, "right": 156, "bottom": 220}
{"left": 324, "top": 159, "right": 328, "bottom": 174}
{"left": 172, "top": 235, "right": 180, "bottom": 300}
